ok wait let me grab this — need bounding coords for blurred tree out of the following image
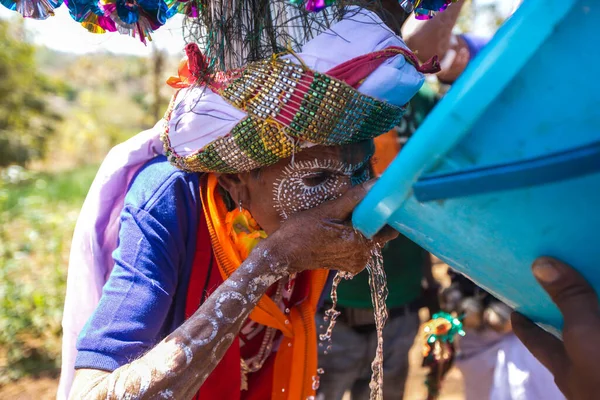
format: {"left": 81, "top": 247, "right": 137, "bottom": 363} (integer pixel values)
{"left": 0, "top": 19, "right": 63, "bottom": 167}
{"left": 151, "top": 45, "right": 166, "bottom": 122}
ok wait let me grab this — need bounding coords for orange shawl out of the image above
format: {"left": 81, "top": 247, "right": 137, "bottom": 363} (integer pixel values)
{"left": 200, "top": 174, "right": 329, "bottom": 399}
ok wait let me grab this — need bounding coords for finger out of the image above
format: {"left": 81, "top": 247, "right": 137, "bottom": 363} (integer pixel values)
{"left": 323, "top": 179, "right": 376, "bottom": 219}
{"left": 372, "top": 225, "right": 399, "bottom": 245}
{"left": 532, "top": 257, "right": 600, "bottom": 328}
{"left": 511, "top": 312, "right": 568, "bottom": 377}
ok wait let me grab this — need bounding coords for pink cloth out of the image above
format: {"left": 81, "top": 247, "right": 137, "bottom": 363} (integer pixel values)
{"left": 57, "top": 8, "right": 424, "bottom": 399}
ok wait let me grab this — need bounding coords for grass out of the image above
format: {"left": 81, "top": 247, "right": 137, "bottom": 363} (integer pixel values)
{"left": 0, "top": 165, "right": 98, "bottom": 384}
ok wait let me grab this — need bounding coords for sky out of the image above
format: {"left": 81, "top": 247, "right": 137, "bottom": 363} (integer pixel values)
{"left": 0, "top": 0, "right": 518, "bottom": 56}
{"left": 0, "top": 6, "right": 185, "bottom": 56}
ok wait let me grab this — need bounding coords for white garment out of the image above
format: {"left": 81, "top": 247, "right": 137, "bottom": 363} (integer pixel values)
{"left": 456, "top": 331, "right": 565, "bottom": 400}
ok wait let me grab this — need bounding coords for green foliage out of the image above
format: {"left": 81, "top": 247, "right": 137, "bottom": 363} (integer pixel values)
{"left": 0, "top": 15, "right": 179, "bottom": 386}
{"left": 0, "top": 20, "right": 63, "bottom": 167}
{"left": 0, "top": 165, "right": 97, "bottom": 383}
{"left": 38, "top": 49, "right": 176, "bottom": 168}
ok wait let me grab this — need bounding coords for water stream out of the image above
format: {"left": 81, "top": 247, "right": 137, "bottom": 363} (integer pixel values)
{"left": 316, "top": 246, "right": 388, "bottom": 400}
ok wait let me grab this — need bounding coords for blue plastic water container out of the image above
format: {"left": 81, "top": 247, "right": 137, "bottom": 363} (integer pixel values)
{"left": 353, "top": 0, "right": 600, "bottom": 334}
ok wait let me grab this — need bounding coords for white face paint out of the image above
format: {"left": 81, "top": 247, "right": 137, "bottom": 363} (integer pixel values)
{"left": 273, "top": 158, "right": 371, "bottom": 220}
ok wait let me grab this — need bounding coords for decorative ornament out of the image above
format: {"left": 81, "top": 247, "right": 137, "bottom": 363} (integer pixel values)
{"left": 225, "top": 207, "right": 268, "bottom": 260}
{"left": 400, "top": 0, "right": 459, "bottom": 20}
{"left": 1, "top": 0, "right": 187, "bottom": 43}
{"left": 288, "top": 0, "right": 335, "bottom": 13}
{"left": 101, "top": 0, "right": 169, "bottom": 44}
{"left": 290, "top": 0, "right": 456, "bottom": 18}
{"left": 0, "top": 0, "right": 62, "bottom": 19}
{"left": 167, "top": 42, "right": 239, "bottom": 90}
{"left": 64, "top": 0, "right": 116, "bottom": 34}
{"left": 421, "top": 312, "right": 465, "bottom": 400}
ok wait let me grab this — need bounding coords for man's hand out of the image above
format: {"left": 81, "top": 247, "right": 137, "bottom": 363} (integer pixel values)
{"left": 271, "top": 179, "right": 398, "bottom": 276}
{"left": 511, "top": 257, "right": 600, "bottom": 400}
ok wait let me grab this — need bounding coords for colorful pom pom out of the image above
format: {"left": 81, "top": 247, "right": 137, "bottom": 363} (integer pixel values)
{"left": 0, "top": 0, "right": 62, "bottom": 19}
{"left": 400, "top": 0, "right": 458, "bottom": 20}
{"left": 421, "top": 312, "right": 465, "bottom": 360}
{"left": 1, "top": 0, "right": 185, "bottom": 43}
{"left": 100, "top": 0, "right": 169, "bottom": 44}
{"left": 0, "top": 0, "right": 457, "bottom": 43}
{"left": 421, "top": 312, "right": 465, "bottom": 400}
{"left": 64, "top": 0, "right": 116, "bottom": 34}
{"left": 289, "top": 0, "right": 334, "bottom": 13}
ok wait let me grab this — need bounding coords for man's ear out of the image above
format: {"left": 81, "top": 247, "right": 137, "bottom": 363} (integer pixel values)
{"left": 215, "top": 173, "right": 252, "bottom": 209}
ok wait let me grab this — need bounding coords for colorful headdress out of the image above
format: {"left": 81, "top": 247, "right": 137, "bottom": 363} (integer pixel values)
{"left": 162, "top": 7, "right": 439, "bottom": 173}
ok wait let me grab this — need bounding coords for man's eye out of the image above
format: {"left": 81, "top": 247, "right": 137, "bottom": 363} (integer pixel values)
{"left": 302, "top": 172, "right": 330, "bottom": 187}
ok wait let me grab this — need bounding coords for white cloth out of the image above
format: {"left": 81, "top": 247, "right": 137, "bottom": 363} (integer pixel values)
{"left": 57, "top": 8, "right": 424, "bottom": 399}
{"left": 456, "top": 331, "right": 565, "bottom": 400}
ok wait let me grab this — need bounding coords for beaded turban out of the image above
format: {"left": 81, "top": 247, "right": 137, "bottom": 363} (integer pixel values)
{"left": 161, "top": 8, "right": 439, "bottom": 174}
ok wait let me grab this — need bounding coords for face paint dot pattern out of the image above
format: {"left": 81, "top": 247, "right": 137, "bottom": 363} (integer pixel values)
{"left": 273, "top": 158, "right": 370, "bottom": 220}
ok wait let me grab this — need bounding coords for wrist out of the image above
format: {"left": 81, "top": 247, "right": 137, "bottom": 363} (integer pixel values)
{"left": 249, "top": 236, "right": 295, "bottom": 278}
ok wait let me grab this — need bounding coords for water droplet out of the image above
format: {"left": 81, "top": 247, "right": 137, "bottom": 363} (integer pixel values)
{"left": 365, "top": 247, "right": 389, "bottom": 400}
{"left": 284, "top": 320, "right": 290, "bottom": 325}
{"left": 317, "top": 368, "right": 324, "bottom": 374}
{"left": 311, "top": 375, "right": 320, "bottom": 390}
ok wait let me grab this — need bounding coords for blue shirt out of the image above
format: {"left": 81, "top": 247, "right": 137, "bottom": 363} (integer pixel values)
{"left": 75, "top": 156, "right": 201, "bottom": 371}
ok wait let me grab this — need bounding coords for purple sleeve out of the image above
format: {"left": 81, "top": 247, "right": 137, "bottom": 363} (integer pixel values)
{"left": 460, "top": 34, "right": 491, "bottom": 60}
{"left": 74, "top": 158, "right": 199, "bottom": 371}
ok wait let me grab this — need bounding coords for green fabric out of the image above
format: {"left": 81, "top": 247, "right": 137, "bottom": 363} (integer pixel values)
{"left": 334, "top": 234, "right": 428, "bottom": 308}
{"left": 333, "top": 83, "right": 438, "bottom": 309}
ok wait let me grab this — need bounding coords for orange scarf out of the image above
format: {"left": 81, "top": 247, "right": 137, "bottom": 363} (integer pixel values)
{"left": 372, "top": 129, "right": 401, "bottom": 176}
{"left": 200, "top": 174, "right": 329, "bottom": 399}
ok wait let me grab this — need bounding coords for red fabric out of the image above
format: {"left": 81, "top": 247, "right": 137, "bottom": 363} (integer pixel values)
{"left": 275, "top": 73, "right": 314, "bottom": 128}
{"left": 185, "top": 212, "right": 241, "bottom": 400}
{"left": 184, "top": 212, "right": 294, "bottom": 400}
{"left": 185, "top": 43, "right": 208, "bottom": 79}
{"left": 242, "top": 355, "right": 276, "bottom": 400}
{"left": 326, "top": 46, "right": 441, "bottom": 89}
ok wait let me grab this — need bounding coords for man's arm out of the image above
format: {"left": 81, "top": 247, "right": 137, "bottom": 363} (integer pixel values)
{"left": 70, "top": 245, "right": 287, "bottom": 399}
{"left": 404, "top": 0, "right": 472, "bottom": 83}
{"left": 69, "top": 180, "right": 397, "bottom": 399}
